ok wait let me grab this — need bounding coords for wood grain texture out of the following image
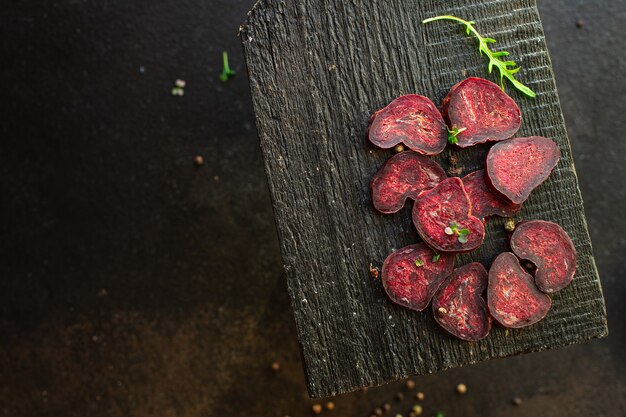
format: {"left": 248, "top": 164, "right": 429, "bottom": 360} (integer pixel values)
{"left": 241, "top": 0, "right": 607, "bottom": 398}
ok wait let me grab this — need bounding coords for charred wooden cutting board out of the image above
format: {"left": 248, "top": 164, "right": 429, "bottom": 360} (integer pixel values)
{"left": 240, "top": 0, "right": 607, "bottom": 398}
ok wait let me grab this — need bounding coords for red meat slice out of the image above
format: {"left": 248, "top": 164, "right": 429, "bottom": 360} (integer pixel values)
{"left": 462, "top": 170, "right": 521, "bottom": 221}
{"left": 488, "top": 252, "right": 551, "bottom": 328}
{"left": 412, "top": 177, "right": 485, "bottom": 253}
{"left": 368, "top": 95, "right": 448, "bottom": 155}
{"left": 381, "top": 243, "right": 455, "bottom": 312}
{"left": 432, "top": 262, "right": 491, "bottom": 341}
{"left": 486, "top": 136, "right": 560, "bottom": 204}
{"left": 440, "top": 78, "right": 521, "bottom": 148}
{"left": 371, "top": 151, "right": 447, "bottom": 214}
{"left": 510, "top": 220, "right": 576, "bottom": 293}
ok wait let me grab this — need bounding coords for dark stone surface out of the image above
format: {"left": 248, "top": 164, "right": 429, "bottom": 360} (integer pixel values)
{"left": 0, "top": 0, "right": 623, "bottom": 415}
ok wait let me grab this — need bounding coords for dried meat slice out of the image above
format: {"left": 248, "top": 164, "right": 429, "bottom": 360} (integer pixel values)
{"left": 440, "top": 78, "right": 521, "bottom": 148}
{"left": 381, "top": 243, "right": 455, "bottom": 312}
{"left": 488, "top": 252, "right": 551, "bottom": 328}
{"left": 368, "top": 95, "right": 448, "bottom": 155}
{"left": 510, "top": 220, "right": 576, "bottom": 293}
{"left": 432, "top": 262, "right": 491, "bottom": 341}
{"left": 412, "top": 177, "right": 485, "bottom": 253}
{"left": 371, "top": 151, "right": 447, "bottom": 214}
{"left": 486, "top": 136, "right": 560, "bottom": 204}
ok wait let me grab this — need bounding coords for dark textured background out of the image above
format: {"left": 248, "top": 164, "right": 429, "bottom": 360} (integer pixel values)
{"left": 0, "top": 0, "right": 624, "bottom": 416}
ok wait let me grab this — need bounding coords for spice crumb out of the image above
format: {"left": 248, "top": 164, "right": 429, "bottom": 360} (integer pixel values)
{"left": 271, "top": 362, "right": 280, "bottom": 372}
{"left": 373, "top": 407, "right": 383, "bottom": 416}
{"left": 396, "top": 392, "right": 404, "bottom": 401}
{"left": 394, "top": 144, "right": 405, "bottom": 153}
{"left": 436, "top": 307, "right": 447, "bottom": 316}
{"left": 512, "top": 397, "right": 523, "bottom": 406}
{"left": 312, "top": 404, "right": 323, "bottom": 414}
{"left": 504, "top": 218, "right": 516, "bottom": 232}
{"left": 194, "top": 155, "right": 204, "bottom": 166}
{"left": 369, "top": 263, "right": 380, "bottom": 280}
{"left": 415, "top": 392, "right": 425, "bottom": 401}
{"left": 412, "top": 404, "right": 423, "bottom": 415}
{"left": 575, "top": 19, "right": 584, "bottom": 29}
{"left": 325, "top": 402, "right": 335, "bottom": 411}
{"left": 383, "top": 403, "right": 392, "bottom": 412}
{"left": 405, "top": 379, "right": 415, "bottom": 390}
{"left": 456, "top": 383, "right": 467, "bottom": 394}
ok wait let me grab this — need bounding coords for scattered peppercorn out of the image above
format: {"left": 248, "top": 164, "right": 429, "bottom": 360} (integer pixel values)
{"left": 512, "top": 397, "right": 523, "bottom": 406}
{"left": 436, "top": 307, "right": 447, "bottom": 316}
{"left": 312, "top": 404, "right": 323, "bottom": 414}
{"left": 456, "top": 383, "right": 467, "bottom": 394}
{"left": 394, "top": 144, "right": 405, "bottom": 153}
{"left": 412, "top": 404, "right": 423, "bottom": 415}
{"left": 383, "top": 403, "right": 392, "bottom": 412}
{"left": 396, "top": 392, "right": 405, "bottom": 401}
{"left": 504, "top": 218, "right": 516, "bottom": 232}
{"left": 575, "top": 19, "right": 584, "bottom": 29}
{"left": 325, "top": 401, "right": 335, "bottom": 411}
{"left": 405, "top": 379, "right": 416, "bottom": 390}
{"left": 373, "top": 407, "right": 383, "bottom": 416}
{"left": 415, "top": 392, "right": 425, "bottom": 401}
{"left": 194, "top": 155, "right": 204, "bottom": 166}
{"left": 271, "top": 362, "right": 280, "bottom": 372}
{"left": 409, "top": 413, "right": 417, "bottom": 417}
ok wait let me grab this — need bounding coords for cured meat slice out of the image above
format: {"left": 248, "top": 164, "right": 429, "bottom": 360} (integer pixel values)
{"left": 462, "top": 169, "right": 521, "bottom": 220}
{"left": 371, "top": 151, "right": 447, "bottom": 214}
{"left": 381, "top": 243, "right": 455, "bottom": 312}
{"left": 440, "top": 78, "right": 521, "bottom": 148}
{"left": 488, "top": 252, "right": 551, "bottom": 328}
{"left": 368, "top": 95, "right": 448, "bottom": 155}
{"left": 510, "top": 220, "right": 576, "bottom": 293}
{"left": 486, "top": 136, "right": 560, "bottom": 204}
{"left": 412, "top": 177, "right": 485, "bottom": 253}
{"left": 432, "top": 262, "right": 491, "bottom": 341}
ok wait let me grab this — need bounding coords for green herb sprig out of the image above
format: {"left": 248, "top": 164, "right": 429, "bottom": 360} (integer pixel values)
{"left": 447, "top": 126, "right": 466, "bottom": 144}
{"left": 415, "top": 258, "right": 424, "bottom": 267}
{"left": 445, "top": 221, "right": 471, "bottom": 244}
{"left": 219, "top": 51, "right": 236, "bottom": 82}
{"left": 422, "top": 15, "right": 536, "bottom": 98}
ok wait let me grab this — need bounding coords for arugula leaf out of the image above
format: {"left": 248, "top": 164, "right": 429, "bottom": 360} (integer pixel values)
{"left": 422, "top": 15, "right": 536, "bottom": 98}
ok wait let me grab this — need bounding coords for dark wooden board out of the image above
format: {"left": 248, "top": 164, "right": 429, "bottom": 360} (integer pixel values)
{"left": 241, "top": 0, "right": 607, "bottom": 398}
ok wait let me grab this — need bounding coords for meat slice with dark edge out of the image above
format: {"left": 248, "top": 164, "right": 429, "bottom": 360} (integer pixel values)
{"left": 368, "top": 95, "right": 448, "bottom": 155}
{"left": 486, "top": 136, "right": 560, "bottom": 204}
{"left": 440, "top": 77, "right": 521, "bottom": 148}
{"left": 432, "top": 262, "right": 491, "bottom": 341}
{"left": 462, "top": 169, "right": 521, "bottom": 221}
{"left": 510, "top": 220, "right": 576, "bottom": 293}
{"left": 371, "top": 151, "right": 447, "bottom": 214}
{"left": 488, "top": 252, "right": 551, "bottom": 329}
{"left": 381, "top": 243, "right": 454, "bottom": 312}
{"left": 412, "top": 177, "right": 485, "bottom": 253}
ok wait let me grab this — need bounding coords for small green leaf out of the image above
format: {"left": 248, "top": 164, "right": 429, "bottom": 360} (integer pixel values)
{"left": 459, "top": 228, "right": 471, "bottom": 236}
{"left": 450, "top": 221, "right": 458, "bottom": 228}
{"left": 415, "top": 259, "right": 424, "bottom": 267}
{"left": 433, "top": 254, "right": 441, "bottom": 262}
{"left": 458, "top": 234, "right": 469, "bottom": 244}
